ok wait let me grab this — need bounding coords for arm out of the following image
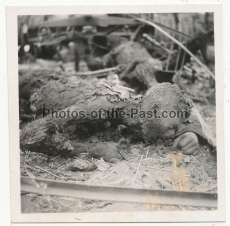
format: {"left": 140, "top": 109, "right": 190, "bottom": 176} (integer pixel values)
{"left": 175, "top": 113, "right": 215, "bottom": 148}
{"left": 174, "top": 113, "right": 215, "bottom": 155}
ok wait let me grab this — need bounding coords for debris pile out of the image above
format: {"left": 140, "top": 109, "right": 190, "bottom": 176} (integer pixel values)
{"left": 19, "top": 13, "right": 216, "bottom": 213}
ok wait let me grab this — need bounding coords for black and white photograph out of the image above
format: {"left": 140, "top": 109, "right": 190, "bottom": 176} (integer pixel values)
{"left": 6, "top": 5, "right": 225, "bottom": 222}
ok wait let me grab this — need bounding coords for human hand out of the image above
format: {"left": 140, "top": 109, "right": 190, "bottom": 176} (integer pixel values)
{"left": 173, "top": 132, "right": 199, "bottom": 155}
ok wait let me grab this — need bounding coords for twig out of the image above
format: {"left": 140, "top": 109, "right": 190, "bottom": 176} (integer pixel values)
{"left": 203, "top": 185, "right": 217, "bottom": 192}
{"left": 127, "top": 157, "right": 139, "bottom": 162}
{"left": 23, "top": 163, "right": 40, "bottom": 172}
{"left": 143, "top": 166, "right": 189, "bottom": 176}
{"left": 46, "top": 196, "right": 51, "bottom": 204}
{"left": 144, "top": 158, "right": 154, "bottom": 161}
{"left": 94, "top": 169, "right": 116, "bottom": 183}
{"left": 145, "top": 149, "right": 149, "bottom": 158}
{"left": 179, "top": 206, "right": 186, "bottom": 211}
{"left": 128, "top": 163, "right": 137, "bottom": 169}
{"left": 132, "top": 155, "right": 143, "bottom": 185}
{"left": 57, "top": 206, "right": 61, "bottom": 213}
{"left": 75, "top": 66, "right": 118, "bottom": 77}
{"left": 172, "top": 158, "right": 177, "bottom": 171}
{"left": 90, "top": 170, "right": 103, "bottom": 181}
{"left": 35, "top": 165, "right": 69, "bottom": 179}
{"left": 158, "top": 205, "right": 161, "bottom": 211}
{"left": 137, "top": 170, "right": 143, "bottom": 187}
{"left": 25, "top": 151, "right": 31, "bottom": 158}
{"left": 156, "top": 174, "right": 170, "bottom": 189}
{"left": 172, "top": 183, "right": 177, "bottom": 191}
{"left": 189, "top": 206, "right": 199, "bottom": 211}
{"left": 179, "top": 180, "right": 182, "bottom": 190}
{"left": 50, "top": 199, "right": 75, "bottom": 210}
{"left": 120, "top": 167, "right": 130, "bottom": 181}
{"left": 50, "top": 162, "right": 53, "bottom": 169}
{"left": 56, "top": 164, "right": 66, "bottom": 171}
{"left": 50, "top": 155, "right": 60, "bottom": 161}
{"left": 144, "top": 148, "right": 149, "bottom": 165}
{"left": 57, "top": 171, "right": 73, "bottom": 177}
{"left": 90, "top": 163, "right": 112, "bottom": 182}
{"left": 142, "top": 181, "right": 149, "bottom": 188}
{"left": 106, "top": 167, "right": 130, "bottom": 185}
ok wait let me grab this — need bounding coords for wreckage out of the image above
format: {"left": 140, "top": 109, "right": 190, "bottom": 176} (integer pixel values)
{"left": 19, "top": 14, "right": 216, "bottom": 160}
{"left": 18, "top": 14, "right": 217, "bottom": 211}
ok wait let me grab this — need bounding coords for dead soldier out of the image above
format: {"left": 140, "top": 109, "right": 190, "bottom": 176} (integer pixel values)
{"left": 19, "top": 70, "right": 212, "bottom": 163}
